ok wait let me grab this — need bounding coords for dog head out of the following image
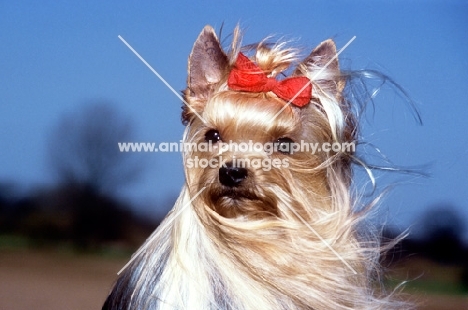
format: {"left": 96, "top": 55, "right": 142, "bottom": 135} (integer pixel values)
{"left": 182, "top": 26, "right": 356, "bottom": 222}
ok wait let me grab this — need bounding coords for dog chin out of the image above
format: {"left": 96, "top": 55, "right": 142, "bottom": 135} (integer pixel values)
{"left": 205, "top": 185, "right": 279, "bottom": 219}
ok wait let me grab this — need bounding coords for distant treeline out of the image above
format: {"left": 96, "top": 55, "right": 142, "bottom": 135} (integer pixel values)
{"left": 0, "top": 182, "right": 157, "bottom": 251}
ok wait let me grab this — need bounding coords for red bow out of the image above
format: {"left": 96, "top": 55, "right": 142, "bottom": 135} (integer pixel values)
{"left": 227, "top": 53, "right": 312, "bottom": 107}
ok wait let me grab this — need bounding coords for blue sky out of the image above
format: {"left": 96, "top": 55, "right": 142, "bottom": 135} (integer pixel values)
{"left": 1, "top": 1, "right": 467, "bottom": 238}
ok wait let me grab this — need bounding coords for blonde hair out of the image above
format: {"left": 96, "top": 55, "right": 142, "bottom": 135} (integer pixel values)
{"left": 104, "top": 26, "right": 411, "bottom": 309}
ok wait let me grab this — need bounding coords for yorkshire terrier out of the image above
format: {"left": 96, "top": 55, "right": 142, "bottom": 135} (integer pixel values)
{"left": 103, "top": 25, "right": 406, "bottom": 309}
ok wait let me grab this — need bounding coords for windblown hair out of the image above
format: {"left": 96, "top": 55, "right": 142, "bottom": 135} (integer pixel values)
{"left": 103, "top": 26, "right": 409, "bottom": 309}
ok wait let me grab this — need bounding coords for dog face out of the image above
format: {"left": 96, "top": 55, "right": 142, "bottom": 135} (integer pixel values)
{"left": 182, "top": 26, "right": 355, "bottom": 221}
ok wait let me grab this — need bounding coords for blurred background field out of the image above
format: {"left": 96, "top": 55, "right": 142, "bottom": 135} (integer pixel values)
{"left": 0, "top": 242, "right": 467, "bottom": 309}
{"left": 0, "top": 248, "right": 125, "bottom": 310}
{"left": 1, "top": 1, "right": 467, "bottom": 309}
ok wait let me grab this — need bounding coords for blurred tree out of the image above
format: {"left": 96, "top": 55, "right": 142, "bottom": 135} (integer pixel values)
{"left": 48, "top": 102, "right": 142, "bottom": 195}
{"left": 45, "top": 102, "right": 147, "bottom": 249}
{"left": 418, "top": 204, "right": 466, "bottom": 264}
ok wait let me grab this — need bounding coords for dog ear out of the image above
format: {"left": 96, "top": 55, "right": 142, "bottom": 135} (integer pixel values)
{"left": 188, "top": 25, "right": 228, "bottom": 95}
{"left": 295, "top": 39, "right": 345, "bottom": 98}
{"left": 183, "top": 25, "right": 228, "bottom": 124}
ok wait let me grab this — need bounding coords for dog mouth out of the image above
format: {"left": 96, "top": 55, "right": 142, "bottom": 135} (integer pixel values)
{"left": 205, "top": 184, "right": 278, "bottom": 219}
{"left": 209, "top": 185, "right": 260, "bottom": 203}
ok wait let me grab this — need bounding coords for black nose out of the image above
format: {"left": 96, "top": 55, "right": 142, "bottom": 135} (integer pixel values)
{"left": 219, "top": 162, "right": 248, "bottom": 187}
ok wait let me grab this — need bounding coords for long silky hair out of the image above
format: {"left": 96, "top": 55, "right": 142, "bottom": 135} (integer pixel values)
{"left": 103, "top": 25, "right": 413, "bottom": 310}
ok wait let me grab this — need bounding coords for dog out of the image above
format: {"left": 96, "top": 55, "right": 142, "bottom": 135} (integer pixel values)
{"left": 103, "top": 25, "right": 407, "bottom": 309}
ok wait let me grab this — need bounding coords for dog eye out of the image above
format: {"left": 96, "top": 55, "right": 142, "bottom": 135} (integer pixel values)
{"left": 275, "top": 137, "right": 294, "bottom": 154}
{"left": 205, "top": 129, "right": 222, "bottom": 143}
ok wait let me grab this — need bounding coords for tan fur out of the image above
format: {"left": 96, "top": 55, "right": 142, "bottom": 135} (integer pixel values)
{"left": 104, "top": 25, "right": 408, "bottom": 310}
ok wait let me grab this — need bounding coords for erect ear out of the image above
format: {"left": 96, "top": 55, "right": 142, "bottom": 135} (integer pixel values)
{"left": 295, "top": 39, "right": 345, "bottom": 98}
{"left": 182, "top": 25, "right": 228, "bottom": 124}
{"left": 187, "top": 25, "right": 228, "bottom": 98}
